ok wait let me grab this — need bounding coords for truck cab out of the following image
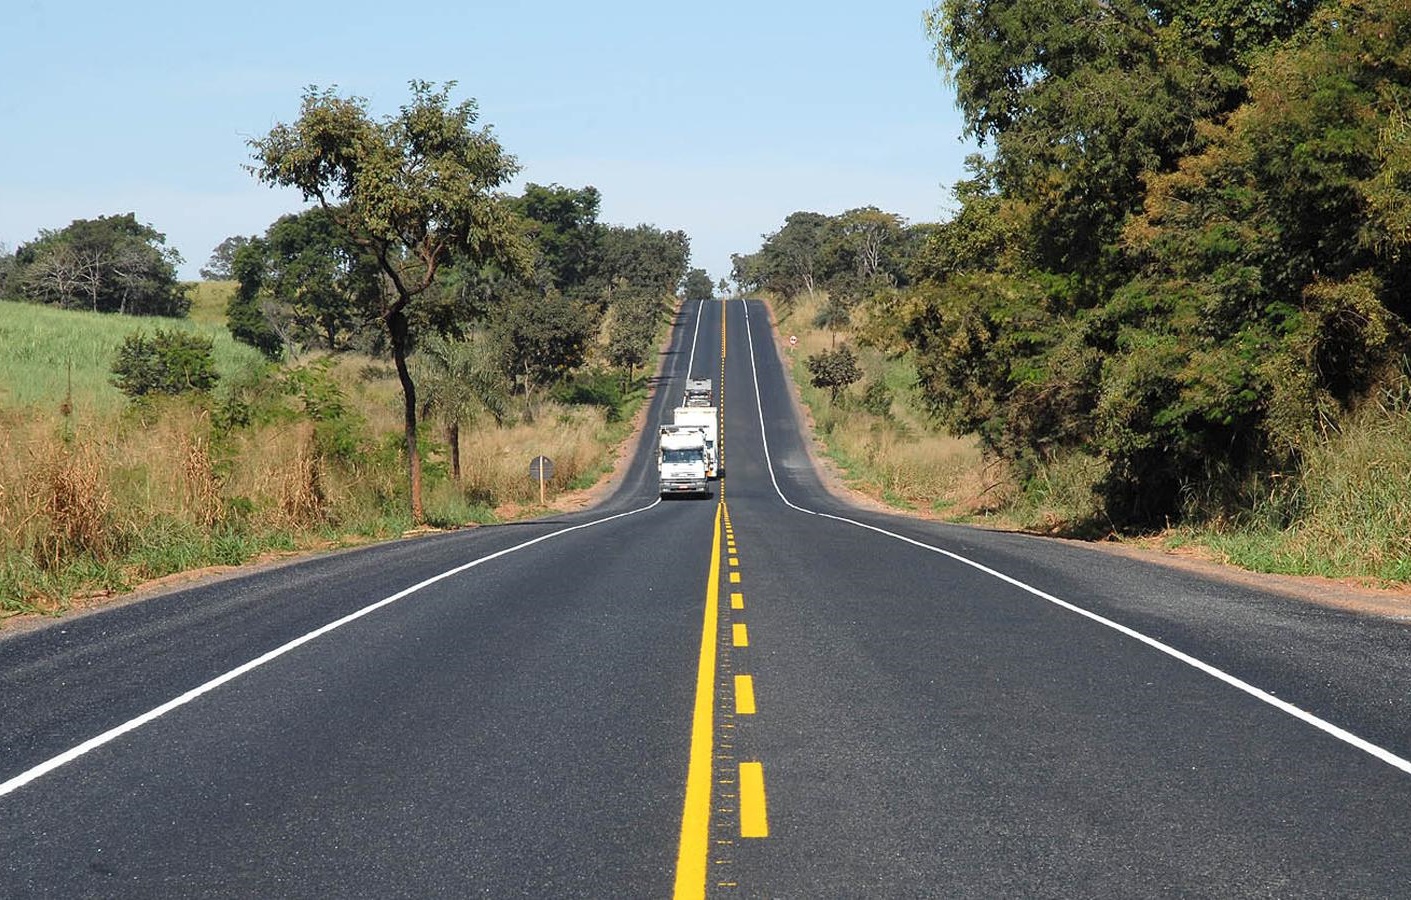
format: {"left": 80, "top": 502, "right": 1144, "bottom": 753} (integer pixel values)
{"left": 658, "top": 426, "right": 710, "bottom": 497}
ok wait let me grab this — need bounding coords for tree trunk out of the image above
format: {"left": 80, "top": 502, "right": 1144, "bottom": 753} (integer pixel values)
{"left": 388, "top": 308, "right": 424, "bottom": 524}
{"left": 448, "top": 420, "right": 461, "bottom": 483}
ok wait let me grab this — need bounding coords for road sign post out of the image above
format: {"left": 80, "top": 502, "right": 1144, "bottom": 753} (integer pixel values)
{"left": 529, "top": 455, "right": 555, "bottom": 506}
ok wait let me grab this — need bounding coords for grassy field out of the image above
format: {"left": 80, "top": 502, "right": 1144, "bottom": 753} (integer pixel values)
{"left": 0, "top": 288, "right": 264, "bottom": 411}
{"left": 0, "top": 286, "right": 661, "bottom": 619}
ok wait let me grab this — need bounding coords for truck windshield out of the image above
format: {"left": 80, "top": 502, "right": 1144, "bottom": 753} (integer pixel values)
{"left": 663, "top": 449, "right": 702, "bottom": 464}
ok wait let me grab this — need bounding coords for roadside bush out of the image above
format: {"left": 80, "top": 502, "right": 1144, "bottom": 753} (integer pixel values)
{"left": 806, "top": 344, "right": 862, "bottom": 402}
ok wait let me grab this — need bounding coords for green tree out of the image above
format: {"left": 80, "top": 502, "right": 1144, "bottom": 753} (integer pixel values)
{"left": 812, "top": 290, "right": 853, "bottom": 348}
{"left": 599, "top": 225, "right": 691, "bottom": 303}
{"left": 511, "top": 183, "right": 604, "bottom": 295}
{"left": 823, "top": 207, "right": 906, "bottom": 286}
{"left": 226, "top": 237, "right": 284, "bottom": 359}
{"left": 681, "top": 267, "right": 713, "bottom": 303}
{"left": 733, "top": 211, "right": 830, "bottom": 306}
{"left": 257, "top": 207, "right": 382, "bottom": 352}
{"left": 493, "top": 288, "right": 595, "bottom": 416}
{"left": 606, "top": 285, "right": 663, "bottom": 388}
{"left": 806, "top": 344, "right": 862, "bottom": 403}
{"left": 250, "top": 81, "right": 528, "bottom": 523}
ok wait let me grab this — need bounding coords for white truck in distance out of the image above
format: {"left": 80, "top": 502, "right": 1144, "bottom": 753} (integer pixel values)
{"left": 684, "top": 378, "right": 713, "bottom": 407}
{"left": 672, "top": 406, "right": 718, "bottom": 478}
{"left": 658, "top": 426, "right": 710, "bottom": 497}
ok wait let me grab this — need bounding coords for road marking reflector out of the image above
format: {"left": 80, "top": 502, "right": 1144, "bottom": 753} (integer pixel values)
{"left": 739, "top": 762, "right": 769, "bottom": 838}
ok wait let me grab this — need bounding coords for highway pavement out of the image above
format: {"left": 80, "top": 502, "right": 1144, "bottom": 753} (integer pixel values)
{"left": 2, "top": 298, "right": 1409, "bottom": 898}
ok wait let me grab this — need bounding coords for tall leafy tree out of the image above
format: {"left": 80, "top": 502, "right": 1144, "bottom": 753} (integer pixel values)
{"left": 250, "top": 207, "right": 381, "bottom": 352}
{"left": 511, "top": 183, "right": 604, "bottom": 295}
{"left": 599, "top": 225, "right": 690, "bottom": 302}
{"left": 226, "top": 237, "right": 284, "bottom": 359}
{"left": 493, "top": 287, "right": 595, "bottom": 415}
{"left": 201, "top": 236, "right": 251, "bottom": 280}
{"left": 606, "top": 285, "right": 664, "bottom": 388}
{"left": 681, "top": 267, "right": 713, "bottom": 303}
{"left": 250, "top": 81, "right": 528, "bottom": 523}
{"left": 733, "top": 211, "right": 830, "bottom": 304}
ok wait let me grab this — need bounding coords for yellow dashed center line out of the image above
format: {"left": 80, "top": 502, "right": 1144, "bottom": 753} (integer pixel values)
{"left": 729, "top": 572, "right": 741, "bottom": 584}
{"left": 739, "top": 762, "right": 769, "bottom": 838}
{"left": 730, "top": 592, "right": 744, "bottom": 610}
{"left": 732, "top": 623, "right": 749, "bottom": 647}
{"left": 734, "top": 675, "right": 756, "bottom": 715}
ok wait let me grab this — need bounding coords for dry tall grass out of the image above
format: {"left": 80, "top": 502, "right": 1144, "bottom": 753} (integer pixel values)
{"left": 770, "top": 292, "right": 988, "bottom": 515}
{"left": 0, "top": 290, "right": 660, "bottom": 614}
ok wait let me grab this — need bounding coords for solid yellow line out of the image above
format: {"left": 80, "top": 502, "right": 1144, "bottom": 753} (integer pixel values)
{"left": 730, "top": 592, "right": 744, "bottom": 610}
{"left": 732, "top": 623, "right": 749, "bottom": 647}
{"left": 673, "top": 502, "right": 724, "bottom": 900}
{"left": 739, "top": 762, "right": 769, "bottom": 838}
{"left": 734, "top": 675, "right": 756, "bottom": 715}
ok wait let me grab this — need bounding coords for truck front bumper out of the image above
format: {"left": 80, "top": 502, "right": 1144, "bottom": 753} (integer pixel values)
{"left": 660, "top": 479, "right": 708, "bottom": 495}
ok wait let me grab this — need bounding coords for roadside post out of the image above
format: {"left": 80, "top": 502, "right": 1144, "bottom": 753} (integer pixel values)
{"left": 529, "top": 455, "right": 555, "bottom": 506}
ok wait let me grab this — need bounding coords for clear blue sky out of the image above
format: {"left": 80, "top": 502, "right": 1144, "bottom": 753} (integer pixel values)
{"left": 0, "top": 0, "right": 974, "bottom": 284}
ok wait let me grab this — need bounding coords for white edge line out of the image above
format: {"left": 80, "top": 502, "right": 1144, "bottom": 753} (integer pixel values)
{"left": 683, "top": 296, "right": 705, "bottom": 401}
{"left": 0, "top": 498, "right": 662, "bottom": 799}
{"left": 738, "top": 298, "right": 1411, "bottom": 777}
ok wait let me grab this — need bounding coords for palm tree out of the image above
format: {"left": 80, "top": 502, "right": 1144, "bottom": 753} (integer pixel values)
{"left": 414, "top": 334, "right": 510, "bottom": 483}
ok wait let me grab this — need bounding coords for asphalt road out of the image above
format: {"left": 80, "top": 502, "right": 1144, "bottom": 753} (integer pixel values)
{"left": 2, "top": 298, "right": 1410, "bottom": 898}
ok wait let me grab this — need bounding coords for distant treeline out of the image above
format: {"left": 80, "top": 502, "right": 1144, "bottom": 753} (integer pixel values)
{"left": 0, "top": 213, "right": 187, "bottom": 316}
{"left": 742, "top": 0, "right": 1411, "bottom": 530}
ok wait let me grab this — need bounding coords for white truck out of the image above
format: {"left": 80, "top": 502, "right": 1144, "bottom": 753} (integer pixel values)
{"left": 673, "top": 406, "right": 719, "bottom": 478}
{"left": 658, "top": 426, "right": 710, "bottom": 497}
{"left": 684, "top": 378, "right": 713, "bottom": 407}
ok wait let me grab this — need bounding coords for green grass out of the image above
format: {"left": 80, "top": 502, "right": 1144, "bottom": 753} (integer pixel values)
{"left": 0, "top": 295, "right": 262, "bottom": 411}
{"left": 185, "top": 280, "right": 236, "bottom": 326}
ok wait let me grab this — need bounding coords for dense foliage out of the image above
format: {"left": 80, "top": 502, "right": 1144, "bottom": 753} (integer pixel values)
{"left": 898, "top": 0, "right": 1411, "bottom": 527}
{"left": 2, "top": 214, "right": 187, "bottom": 316}
{"left": 110, "top": 329, "right": 219, "bottom": 397}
